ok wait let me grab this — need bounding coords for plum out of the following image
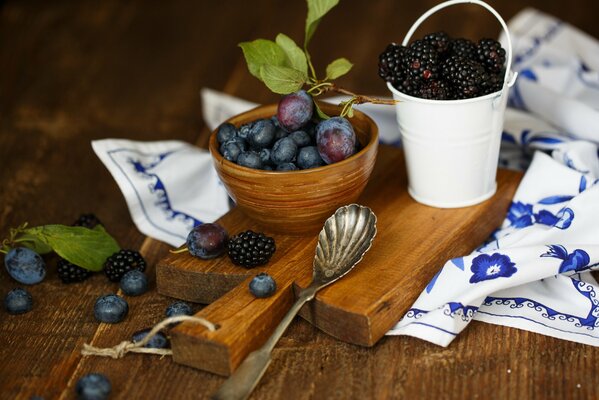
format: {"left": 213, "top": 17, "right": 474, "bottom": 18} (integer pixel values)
{"left": 186, "top": 223, "right": 228, "bottom": 259}
{"left": 316, "top": 117, "right": 357, "bottom": 164}
{"left": 276, "top": 90, "right": 313, "bottom": 132}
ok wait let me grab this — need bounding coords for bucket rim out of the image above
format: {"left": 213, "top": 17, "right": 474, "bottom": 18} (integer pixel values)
{"left": 386, "top": 81, "right": 505, "bottom": 105}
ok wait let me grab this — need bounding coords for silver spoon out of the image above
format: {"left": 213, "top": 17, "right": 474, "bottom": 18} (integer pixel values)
{"left": 211, "top": 204, "right": 377, "bottom": 400}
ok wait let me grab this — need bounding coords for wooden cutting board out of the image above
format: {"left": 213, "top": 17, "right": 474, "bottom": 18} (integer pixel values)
{"left": 156, "top": 145, "right": 522, "bottom": 376}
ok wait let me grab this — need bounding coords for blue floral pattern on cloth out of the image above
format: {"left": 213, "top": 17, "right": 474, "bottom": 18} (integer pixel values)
{"left": 507, "top": 201, "right": 534, "bottom": 227}
{"left": 541, "top": 245, "right": 591, "bottom": 273}
{"left": 469, "top": 253, "right": 517, "bottom": 283}
{"left": 506, "top": 201, "right": 575, "bottom": 230}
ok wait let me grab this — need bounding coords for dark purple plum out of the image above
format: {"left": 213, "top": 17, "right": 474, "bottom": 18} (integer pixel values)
{"left": 270, "top": 137, "right": 297, "bottom": 165}
{"left": 237, "top": 151, "right": 263, "bottom": 169}
{"left": 276, "top": 162, "right": 298, "bottom": 171}
{"left": 248, "top": 119, "right": 276, "bottom": 149}
{"left": 288, "top": 130, "right": 312, "bottom": 147}
{"left": 316, "top": 117, "right": 357, "bottom": 164}
{"left": 276, "top": 90, "right": 313, "bottom": 132}
{"left": 216, "top": 122, "right": 237, "bottom": 144}
{"left": 297, "top": 146, "right": 325, "bottom": 169}
{"left": 186, "top": 223, "right": 228, "bottom": 259}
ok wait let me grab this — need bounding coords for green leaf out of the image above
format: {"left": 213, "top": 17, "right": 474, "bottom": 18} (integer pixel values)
{"left": 23, "top": 225, "right": 120, "bottom": 271}
{"left": 326, "top": 58, "right": 353, "bottom": 80}
{"left": 305, "top": 0, "right": 340, "bottom": 48}
{"left": 259, "top": 65, "right": 307, "bottom": 94}
{"left": 239, "top": 39, "right": 287, "bottom": 80}
{"left": 13, "top": 233, "right": 53, "bottom": 254}
{"left": 275, "top": 34, "right": 308, "bottom": 76}
{"left": 314, "top": 101, "right": 330, "bottom": 119}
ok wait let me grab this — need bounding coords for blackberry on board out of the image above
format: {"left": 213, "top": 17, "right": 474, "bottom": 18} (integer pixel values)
{"left": 227, "top": 230, "right": 276, "bottom": 268}
{"left": 424, "top": 31, "right": 450, "bottom": 54}
{"left": 72, "top": 213, "right": 102, "bottom": 229}
{"left": 404, "top": 40, "right": 439, "bottom": 83}
{"left": 104, "top": 249, "right": 147, "bottom": 282}
{"left": 442, "top": 56, "right": 487, "bottom": 99}
{"left": 57, "top": 258, "right": 91, "bottom": 283}
{"left": 476, "top": 38, "right": 506, "bottom": 73}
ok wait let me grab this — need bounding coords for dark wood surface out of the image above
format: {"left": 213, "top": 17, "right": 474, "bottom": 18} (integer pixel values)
{"left": 1, "top": 1, "right": 598, "bottom": 399}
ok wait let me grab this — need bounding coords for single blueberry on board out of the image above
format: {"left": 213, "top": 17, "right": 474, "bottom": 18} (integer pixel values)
{"left": 4, "top": 247, "right": 46, "bottom": 285}
{"left": 276, "top": 162, "right": 298, "bottom": 171}
{"left": 248, "top": 119, "right": 276, "bottom": 150}
{"left": 237, "top": 151, "right": 263, "bottom": 169}
{"left": 186, "top": 223, "right": 228, "bottom": 259}
{"left": 297, "top": 146, "right": 325, "bottom": 169}
{"left": 249, "top": 273, "right": 277, "bottom": 298}
{"left": 75, "top": 373, "right": 111, "bottom": 400}
{"left": 119, "top": 270, "right": 148, "bottom": 296}
{"left": 288, "top": 130, "right": 312, "bottom": 147}
{"left": 132, "top": 328, "right": 170, "bottom": 349}
{"left": 216, "top": 122, "right": 238, "bottom": 144}
{"left": 270, "top": 137, "right": 298, "bottom": 165}
{"left": 94, "top": 294, "right": 128, "bottom": 323}
{"left": 469, "top": 253, "right": 517, "bottom": 284}
{"left": 4, "top": 288, "right": 33, "bottom": 315}
{"left": 166, "top": 301, "right": 193, "bottom": 318}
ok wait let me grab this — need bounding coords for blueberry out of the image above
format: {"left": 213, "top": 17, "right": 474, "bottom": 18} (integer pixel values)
{"left": 220, "top": 136, "right": 247, "bottom": 154}
{"left": 165, "top": 301, "right": 193, "bottom": 318}
{"left": 237, "top": 151, "right": 263, "bottom": 169}
{"left": 94, "top": 294, "right": 128, "bottom": 323}
{"left": 270, "top": 137, "right": 298, "bottom": 165}
{"left": 316, "top": 117, "right": 357, "bottom": 164}
{"left": 76, "top": 373, "right": 111, "bottom": 400}
{"left": 271, "top": 115, "right": 280, "bottom": 127}
{"left": 4, "top": 247, "right": 46, "bottom": 285}
{"left": 263, "top": 165, "right": 273, "bottom": 171}
{"left": 119, "top": 270, "right": 148, "bottom": 296}
{"left": 259, "top": 148, "right": 272, "bottom": 166}
{"left": 238, "top": 122, "right": 254, "bottom": 140}
{"left": 4, "top": 288, "right": 33, "bottom": 315}
{"left": 216, "top": 122, "right": 238, "bottom": 144}
{"left": 277, "top": 90, "right": 314, "bottom": 132}
{"left": 248, "top": 119, "right": 275, "bottom": 150}
{"left": 132, "top": 328, "right": 170, "bottom": 349}
{"left": 274, "top": 128, "right": 289, "bottom": 140}
{"left": 186, "top": 223, "right": 228, "bottom": 259}
{"left": 276, "top": 162, "right": 298, "bottom": 171}
{"left": 297, "top": 146, "right": 325, "bottom": 169}
{"left": 221, "top": 140, "right": 243, "bottom": 162}
{"left": 249, "top": 273, "right": 277, "bottom": 298}
{"left": 288, "top": 130, "right": 312, "bottom": 147}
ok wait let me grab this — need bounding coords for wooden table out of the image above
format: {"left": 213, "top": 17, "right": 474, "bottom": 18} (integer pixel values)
{"left": 1, "top": 1, "right": 598, "bottom": 399}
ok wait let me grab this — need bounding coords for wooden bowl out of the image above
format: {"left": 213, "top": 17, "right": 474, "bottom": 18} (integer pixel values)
{"left": 208, "top": 102, "right": 378, "bottom": 235}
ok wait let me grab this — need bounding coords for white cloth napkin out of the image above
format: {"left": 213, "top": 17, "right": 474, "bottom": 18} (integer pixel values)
{"left": 93, "top": 8, "right": 599, "bottom": 346}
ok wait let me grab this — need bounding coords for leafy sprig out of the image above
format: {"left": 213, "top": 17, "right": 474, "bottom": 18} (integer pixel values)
{"left": 238, "top": 0, "right": 397, "bottom": 118}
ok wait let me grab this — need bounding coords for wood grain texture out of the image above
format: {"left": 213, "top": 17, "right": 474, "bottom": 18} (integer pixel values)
{"left": 158, "top": 145, "right": 521, "bottom": 376}
{"left": 2, "top": 1, "right": 599, "bottom": 399}
{"left": 208, "top": 102, "right": 378, "bottom": 235}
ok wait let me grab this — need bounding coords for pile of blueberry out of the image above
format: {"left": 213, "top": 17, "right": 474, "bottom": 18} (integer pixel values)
{"left": 378, "top": 32, "right": 506, "bottom": 100}
{"left": 218, "top": 90, "right": 358, "bottom": 171}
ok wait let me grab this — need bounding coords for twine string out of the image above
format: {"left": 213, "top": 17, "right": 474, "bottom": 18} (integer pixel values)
{"left": 81, "top": 315, "right": 218, "bottom": 359}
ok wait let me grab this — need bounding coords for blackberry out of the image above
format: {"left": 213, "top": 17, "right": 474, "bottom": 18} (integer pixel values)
{"left": 377, "top": 43, "right": 409, "bottom": 85}
{"left": 442, "top": 56, "right": 486, "bottom": 99}
{"left": 73, "top": 213, "right": 102, "bottom": 229}
{"left": 418, "top": 80, "right": 452, "bottom": 100}
{"left": 424, "top": 31, "right": 450, "bottom": 54}
{"left": 449, "top": 38, "right": 476, "bottom": 59}
{"left": 404, "top": 40, "right": 439, "bottom": 83}
{"left": 476, "top": 38, "right": 506, "bottom": 73}
{"left": 57, "top": 258, "right": 91, "bottom": 283}
{"left": 396, "top": 79, "right": 421, "bottom": 97}
{"left": 227, "top": 230, "right": 276, "bottom": 268}
{"left": 480, "top": 72, "right": 504, "bottom": 95}
{"left": 103, "top": 249, "right": 146, "bottom": 282}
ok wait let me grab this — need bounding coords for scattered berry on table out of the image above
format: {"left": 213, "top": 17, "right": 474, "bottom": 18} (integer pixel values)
{"left": 248, "top": 119, "right": 276, "bottom": 150}
{"left": 4, "top": 247, "right": 46, "bottom": 285}
{"left": 276, "top": 162, "right": 298, "bottom": 171}
{"left": 288, "top": 130, "right": 312, "bottom": 147}
{"left": 276, "top": 90, "right": 314, "bottom": 132}
{"left": 132, "top": 328, "right": 170, "bottom": 349}
{"left": 73, "top": 213, "right": 102, "bottom": 229}
{"left": 57, "top": 258, "right": 91, "bottom": 283}
{"left": 120, "top": 270, "right": 148, "bottom": 296}
{"left": 104, "top": 249, "right": 146, "bottom": 282}
{"left": 249, "top": 273, "right": 277, "bottom": 298}
{"left": 4, "top": 288, "right": 33, "bottom": 315}
{"left": 94, "top": 294, "right": 128, "bottom": 323}
{"left": 237, "top": 151, "right": 263, "bottom": 169}
{"left": 270, "top": 137, "right": 298, "bottom": 165}
{"left": 476, "top": 38, "right": 506, "bottom": 73}
{"left": 297, "top": 146, "right": 325, "bottom": 169}
{"left": 75, "top": 373, "right": 111, "bottom": 400}
{"left": 165, "top": 301, "right": 193, "bottom": 318}
{"left": 186, "top": 223, "right": 228, "bottom": 259}
{"left": 227, "top": 230, "right": 276, "bottom": 268}
{"left": 316, "top": 117, "right": 357, "bottom": 164}
{"left": 216, "top": 122, "right": 238, "bottom": 144}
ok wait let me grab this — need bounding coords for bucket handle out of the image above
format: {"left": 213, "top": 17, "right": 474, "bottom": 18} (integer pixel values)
{"left": 402, "top": 0, "right": 517, "bottom": 87}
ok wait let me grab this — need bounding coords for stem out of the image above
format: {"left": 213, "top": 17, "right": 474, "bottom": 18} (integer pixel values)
{"left": 169, "top": 247, "right": 189, "bottom": 254}
{"left": 304, "top": 48, "right": 318, "bottom": 82}
{"left": 324, "top": 84, "right": 400, "bottom": 105}
{"left": 307, "top": 81, "right": 333, "bottom": 95}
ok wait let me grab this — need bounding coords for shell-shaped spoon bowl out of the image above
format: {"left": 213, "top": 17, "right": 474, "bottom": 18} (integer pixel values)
{"left": 313, "top": 204, "right": 377, "bottom": 286}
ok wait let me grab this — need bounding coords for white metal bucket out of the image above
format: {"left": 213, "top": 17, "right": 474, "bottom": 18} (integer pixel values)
{"left": 388, "top": 0, "right": 518, "bottom": 208}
